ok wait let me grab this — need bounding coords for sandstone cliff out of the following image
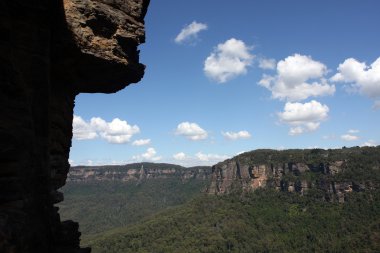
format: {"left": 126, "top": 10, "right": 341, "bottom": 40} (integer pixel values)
{"left": 67, "top": 163, "right": 211, "bottom": 182}
{"left": 207, "top": 147, "right": 380, "bottom": 203}
{"left": 0, "top": 0, "right": 149, "bottom": 252}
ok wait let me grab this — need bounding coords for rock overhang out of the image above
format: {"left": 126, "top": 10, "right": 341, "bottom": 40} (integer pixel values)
{"left": 58, "top": 0, "right": 150, "bottom": 93}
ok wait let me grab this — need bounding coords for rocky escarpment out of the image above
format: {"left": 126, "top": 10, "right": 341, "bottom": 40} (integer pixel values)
{"left": 207, "top": 147, "right": 380, "bottom": 203}
{"left": 67, "top": 163, "right": 211, "bottom": 182}
{"left": 0, "top": 0, "right": 149, "bottom": 252}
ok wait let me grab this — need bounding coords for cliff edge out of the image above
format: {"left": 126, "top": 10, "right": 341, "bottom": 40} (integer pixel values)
{"left": 207, "top": 147, "right": 380, "bottom": 203}
{"left": 68, "top": 163, "right": 211, "bottom": 182}
{"left": 0, "top": 0, "right": 150, "bottom": 252}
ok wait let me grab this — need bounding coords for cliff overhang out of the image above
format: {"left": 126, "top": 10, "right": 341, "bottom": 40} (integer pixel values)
{"left": 0, "top": 0, "right": 150, "bottom": 252}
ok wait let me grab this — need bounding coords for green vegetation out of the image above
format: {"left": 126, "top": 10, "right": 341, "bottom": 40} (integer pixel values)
{"left": 58, "top": 178, "right": 209, "bottom": 243}
{"left": 58, "top": 147, "right": 380, "bottom": 252}
{"left": 237, "top": 146, "right": 380, "bottom": 168}
{"left": 72, "top": 162, "right": 185, "bottom": 172}
{"left": 237, "top": 146, "right": 380, "bottom": 182}
{"left": 89, "top": 189, "right": 380, "bottom": 253}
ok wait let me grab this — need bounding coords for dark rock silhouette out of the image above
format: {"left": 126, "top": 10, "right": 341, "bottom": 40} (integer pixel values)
{"left": 0, "top": 0, "right": 150, "bottom": 252}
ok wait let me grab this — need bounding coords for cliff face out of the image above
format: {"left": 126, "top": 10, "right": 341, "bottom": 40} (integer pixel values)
{"left": 67, "top": 163, "right": 212, "bottom": 182}
{"left": 207, "top": 147, "right": 380, "bottom": 203}
{"left": 0, "top": 0, "right": 149, "bottom": 252}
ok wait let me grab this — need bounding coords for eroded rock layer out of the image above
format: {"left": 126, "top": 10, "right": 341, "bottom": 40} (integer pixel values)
{"left": 207, "top": 147, "right": 380, "bottom": 203}
{"left": 67, "top": 163, "right": 211, "bottom": 182}
{"left": 0, "top": 0, "right": 149, "bottom": 252}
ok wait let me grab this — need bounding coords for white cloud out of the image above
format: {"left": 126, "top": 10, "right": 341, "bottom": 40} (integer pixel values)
{"left": 170, "top": 152, "right": 230, "bottom": 166}
{"left": 278, "top": 100, "right": 329, "bottom": 135}
{"left": 278, "top": 101, "right": 329, "bottom": 124}
{"left": 173, "top": 152, "right": 187, "bottom": 161}
{"left": 340, "top": 129, "right": 361, "bottom": 141}
{"left": 331, "top": 57, "right": 380, "bottom": 106}
{"left": 133, "top": 148, "right": 162, "bottom": 162}
{"left": 222, "top": 130, "right": 251, "bottom": 140}
{"left": 110, "top": 160, "right": 128, "bottom": 165}
{"left": 259, "top": 58, "right": 276, "bottom": 70}
{"left": 132, "top": 139, "right": 151, "bottom": 146}
{"left": 258, "top": 54, "right": 335, "bottom": 101}
{"left": 175, "top": 21, "right": 207, "bottom": 44}
{"left": 204, "top": 38, "right": 254, "bottom": 83}
{"left": 277, "top": 54, "right": 326, "bottom": 84}
{"left": 288, "top": 122, "right": 320, "bottom": 136}
{"left": 75, "top": 159, "right": 134, "bottom": 166}
{"left": 341, "top": 134, "right": 359, "bottom": 141}
{"left": 361, "top": 140, "right": 378, "bottom": 147}
{"left": 175, "top": 122, "right": 208, "bottom": 141}
{"left": 91, "top": 117, "right": 140, "bottom": 144}
{"left": 195, "top": 152, "right": 230, "bottom": 163}
{"left": 72, "top": 115, "right": 140, "bottom": 144}
{"left": 141, "top": 148, "right": 161, "bottom": 161}
{"left": 289, "top": 126, "right": 306, "bottom": 136}
{"left": 73, "top": 115, "right": 98, "bottom": 140}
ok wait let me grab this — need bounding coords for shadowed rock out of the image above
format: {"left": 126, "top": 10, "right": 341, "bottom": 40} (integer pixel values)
{"left": 0, "top": 0, "right": 150, "bottom": 252}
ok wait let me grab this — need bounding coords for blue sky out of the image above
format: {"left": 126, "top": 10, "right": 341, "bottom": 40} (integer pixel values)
{"left": 70, "top": 0, "right": 380, "bottom": 166}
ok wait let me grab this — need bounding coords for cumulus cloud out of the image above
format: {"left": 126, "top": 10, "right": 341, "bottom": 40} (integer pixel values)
{"left": 195, "top": 152, "right": 230, "bottom": 163}
{"left": 222, "top": 130, "right": 251, "bottom": 140}
{"left": 91, "top": 117, "right": 140, "bottom": 144}
{"left": 278, "top": 100, "right": 329, "bottom": 135}
{"left": 132, "top": 139, "right": 151, "bottom": 146}
{"left": 173, "top": 152, "right": 187, "bottom": 161}
{"left": 361, "top": 140, "right": 378, "bottom": 147}
{"left": 175, "top": 122, "right": 208, "bottom": 141}
{"left": 258, "top": 58, "right": 276, "bottom": 70}
{"left": 171, "top": 152, "right": 230, "bottom": 166}
{"left": 278, "top": 101, "right": 329, "bottom": 124}
{"left": 341, "top": 134, "right": 359, "bottom": 141}
{"left": 204, "top": 38, "right": 254, "bottom": 83}
{"left": 340, "top": 129, "right": 360, "bottom": 141}
{"left": 175, "top": 21, "right": 207, "bottom": 44}
{"left": 258, "top": 54, "right": 335, "bottom": 101}
{"left": 133, "top": 148, "right": 162, "bottom": 162}
{"left": 72, "top": 115, "right": 140, "bottom": 144}
{"left": 73, "top": 115, "right": 98, "bottom": 140}
{"left": 288, "top": 122, "right": 321, "bottom": 136}
{"left": 331, "top": 57, "right": 380, "bottom": 106}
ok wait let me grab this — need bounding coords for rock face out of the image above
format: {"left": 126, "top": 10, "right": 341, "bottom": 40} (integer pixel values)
{"left": 0, "top": 0, "right": 149, "bottom": 252}
{"left": 207, "top": 148, "right": 380, "bottom": 203}
{"left": 67, "top": 163, "right": 212, "bottom": 182}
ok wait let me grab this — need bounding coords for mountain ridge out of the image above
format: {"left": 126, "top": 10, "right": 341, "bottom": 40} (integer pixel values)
{"left": 58, "top": 147, "right": 380, "bottom": 252}
{"left": 207, "top": 146, "right": 380, "bottom": 202}
{"left": 68, "top": 162, "right": 212, "bottom": 182}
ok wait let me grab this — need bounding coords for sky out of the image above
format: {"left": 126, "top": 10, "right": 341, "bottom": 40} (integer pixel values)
{"left": 70, "top": 0, "right": 380, "bottom": 167}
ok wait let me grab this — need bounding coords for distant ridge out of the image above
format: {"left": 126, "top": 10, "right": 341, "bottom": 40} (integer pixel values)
{"left": 68, "top": 162, "right": 212, "bottom": 182}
